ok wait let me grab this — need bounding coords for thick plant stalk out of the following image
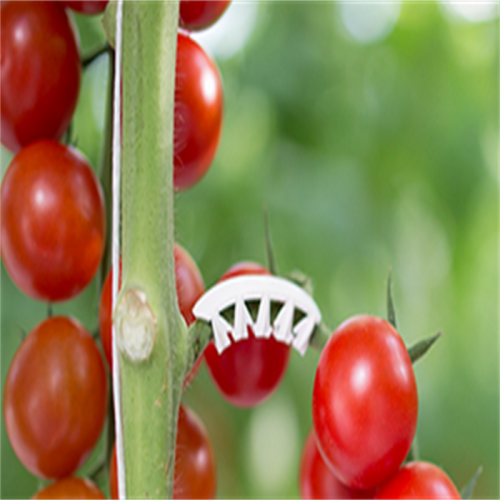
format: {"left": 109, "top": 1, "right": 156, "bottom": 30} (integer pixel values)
{"left": 112, "top": 1, "right": 188, "bottom": 498}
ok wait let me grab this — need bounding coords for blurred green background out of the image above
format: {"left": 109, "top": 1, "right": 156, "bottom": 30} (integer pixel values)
{"left": 1, "top": 1, "right": 498, "bottom": 498}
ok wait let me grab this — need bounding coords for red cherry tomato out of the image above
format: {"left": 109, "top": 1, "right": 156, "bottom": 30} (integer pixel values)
{"left": 4, "top": 317, "right": 108, "bottom": 479}
{"left": 204, "top": 262, "right": 291, "bottom": 407}
{"left": 1, "top": 140, "right": 106, "bottom": 302}
{"left": 109, "top": 405, "right": 216, "bottom": 499}
{"left": 312, "top": 315, "right": 418, "bottom": 490}
{"left": 300, "top": 430, "right": 375, "bottom": 499}
{"left": 1, "top": 1, "right": 81, "bottom": 152}
{"left": 174, "top": 32, "right": 223, "bottom": 190}
{"left": 179, "top": 1, "right": 231, "bottom": 31}
{"left": 374, "top": 462, "right": 461, "bottom": 499}
{"left": 32, "top": 477, "right": 106, "bottom": 499}
{"left": 60, "top": 1, "right": 109, "bottom": 14}
{"left": 99, "top": 243, "right": 205, "bottom": 371}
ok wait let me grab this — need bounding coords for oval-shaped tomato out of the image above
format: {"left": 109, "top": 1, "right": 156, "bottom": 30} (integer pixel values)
{"left": 174, "top": 32, "right": 223, "bottom": 190}
{"left": 99, "top": 243, "right": 205, "bottom": 371}
{"left": 204, "top": 262, "right": 291, "bottom": 407}
{"left": 300, "top": 430, "right": 375, "bottom": 499}
{"left": 312, "top": 315, "right": 418, "bottom": 490}
{"left": 1, "top": 1, "right": 81, "bottom": 152}
{"left": 32, "top": 477, "right": 106, "bottom": 499}
{"left": 60, "top": 1, "right": 109, "bottom": 14}
{"left": 109, "top": 405, "right": 216, "bottom": 499}
{"left": 1, "top": 140, "right": 106, "bottom": 302}
{"left": 179, "top": 1, "right": 231, "bottom": 31}
{"left": 4, "top": 317, "right": 108, "bottom": 479}
{"left": 374, "top": 462, "right": 461, "bottom": 499}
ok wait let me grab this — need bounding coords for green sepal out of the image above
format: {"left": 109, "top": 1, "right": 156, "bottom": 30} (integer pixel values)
{"left": 460, "top": 466, "right": 483, "bottom": 499}
{"left": 263, "top": 206, "right": 278, "bottom": 276}
{"left": 386, "top": 267, "right": 397, "bottom": 329}
{"left": 286, "top": 270, "right": 314, "bottom": 297}
{"left": 407, "top": 331, "right": 442, "bottom": 364}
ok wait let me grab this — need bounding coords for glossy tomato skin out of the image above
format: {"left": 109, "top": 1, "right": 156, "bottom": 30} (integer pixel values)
{"left": 32, "top": 477, "right": 106, "bottom": 499}
{"left": 204, "top": 262, "right": 291, "bottom": 407}
{"left": 1, "top": 1, "right": 81, "bottom": 152}
{"left": 174, "top": 32, "right": 223, "bottom": 190}
{"left": 4, "top": 317, "right": 108, "bottom": 479}
{"left": 374, "top": 462, "right": 461, "bottom": 499}
{"left": 60, "top": 1, "right": 109, "bottom": 14}
{"left": 109, "top": 405, "right": 216, "bottom": 499}
{"left": 173, "top": 405, "right": 217, "bottom": 499}
{"left": 99, "top": 244, "right": 204, "bottom": 371}
{"left": 174, "top": 243, "right": 206, "bottom": 326}
{"left": 1, "top": 140, "right": 106, "bottom": 302}
{"left": 312, "top": 315, "right": 418, "bottom": 490}
{"left": 179, "top": 1, "right": 231, "bottom": 31}
{"left": 300, "top": 430, "right": 375, "bottom": 500}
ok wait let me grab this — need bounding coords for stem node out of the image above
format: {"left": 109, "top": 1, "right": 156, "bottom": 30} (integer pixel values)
{"left": 115, "top": 289, "right": 157, "bottom": 362}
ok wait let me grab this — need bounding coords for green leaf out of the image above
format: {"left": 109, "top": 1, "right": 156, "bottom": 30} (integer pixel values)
{"left": 461, "top": 466, "right": 483, "bottom": 499}
{"left": 408, "top": 331, "right": 442, "bottom": 364}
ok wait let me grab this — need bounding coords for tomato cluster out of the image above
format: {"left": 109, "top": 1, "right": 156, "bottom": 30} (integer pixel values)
{"left": 2, "top": 1, "right": 466, "bottom": 499}
{"left": 1, "top": 1, "right": 228, "bottom": 497}
{"left": 298, "top": 314, "right": 461, "bottom": 499}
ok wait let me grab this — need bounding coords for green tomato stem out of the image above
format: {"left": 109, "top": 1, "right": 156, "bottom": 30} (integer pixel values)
{"left": 116, "top": 2, "right": 187, "bottom": 498}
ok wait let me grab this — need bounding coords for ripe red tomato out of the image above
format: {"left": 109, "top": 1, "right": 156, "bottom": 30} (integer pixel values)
{"left": 60, "top": 1, "right": 109, "bottom": 14}
{"left": 32, "top": 477, "right": 106, "bottom": 499}
{"left": 1, "top": 1, "right": 81, "bottom": 153}
{"left": 3, "top": 317, "right": 108, "bottom": 479}
{"left": 109, "top": 405, "right": 216, "bottom": 499}
{"left": 312, "top": 315, "right": 418, "bottom": 490}
{"left": 300, "top": 430, "right": 375, "bottom": 499}
{"left": 174, "top": 32, "right": 223, "bottom": 190}
{"left": 204, "top": 262, "right": 291, "bottom": 407}
{"left": 1, "top": 140, "right": 106, "bottom": 302}
{"left": 99, "top": 243, "right": 205, "bottom": 371}
{"left": 374, "top": 462, "right": 461, "bottom": 499}
{"left": 179, "top": 1, "right": 231, "bottom": 31}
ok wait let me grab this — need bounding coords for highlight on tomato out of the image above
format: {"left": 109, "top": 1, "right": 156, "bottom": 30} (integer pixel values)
{"left": 312, "top": 315, "right": 418, "bottom": 490}
{"left": 1, "top": 140, "right": 106, "bottom": 302}
{"left": 32, "top": 477, "right": 106, "bottom": 499}
{"left": 110, "top": 405, "right": 216, "bottom": 499}
{"left": 299, "top": 429, "right": 375, "bottom": 500}
{"left": 3, "top": 316, "right": 108, "bottom": 479}
{"left": 204, "top": 262, "right": 291, "bottom": 407}
{"left": 179, "top": 0, "right": 231, "bottom": 31}
{"left": 374, "top": 462, "right": 461, "bottom": 500}
{"left": 99, "top": 243, "right": 205, "bottom": 371}
{"left": 174, "top": 32, "right": 223, "bottom": 190}
{"left": 1, "top": 1, "right": 81, "bottom": 152}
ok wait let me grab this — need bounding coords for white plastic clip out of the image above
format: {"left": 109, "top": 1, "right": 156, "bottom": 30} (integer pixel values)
{"left": 192, "top": 275, "right": 321, "bottom": 355}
